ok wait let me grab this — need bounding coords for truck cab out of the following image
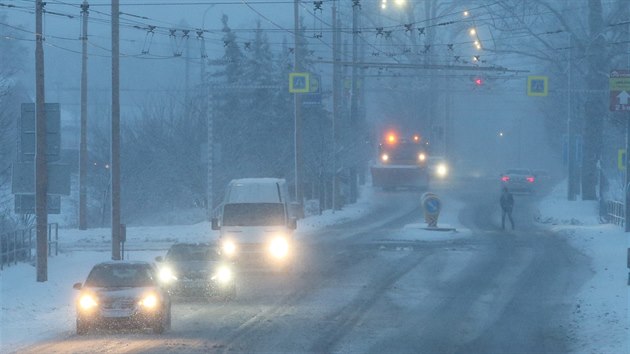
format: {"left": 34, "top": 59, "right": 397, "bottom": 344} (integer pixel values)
{"left": 212, "top": 178, "right": 297, "bottom": 271}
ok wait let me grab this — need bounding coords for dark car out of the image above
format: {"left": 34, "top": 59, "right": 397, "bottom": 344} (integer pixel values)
{"left": 500, "top": 168, "right": 536, "bottom": 194}
{"left": 72, "top": 261, "right": 171, "bottom": 335}
{"left": 155, "top": 243, "right": 236, "bottom": 300}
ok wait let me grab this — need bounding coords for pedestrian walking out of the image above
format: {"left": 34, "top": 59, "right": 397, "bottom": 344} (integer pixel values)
{"left": 500, "top": 187, "right": 514, "bottom": 230}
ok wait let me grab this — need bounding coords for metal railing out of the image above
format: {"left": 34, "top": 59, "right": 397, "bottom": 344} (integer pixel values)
{"left": 606, "top": 200, "right": 625, "bottom": 227}
{"left": 0, "top": 223, "right": 59, "bottom": 270}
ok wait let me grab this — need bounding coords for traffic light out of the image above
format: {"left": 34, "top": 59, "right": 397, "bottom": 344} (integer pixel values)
{"left": 470, "top": 75, "right": 489, "bottom": 89}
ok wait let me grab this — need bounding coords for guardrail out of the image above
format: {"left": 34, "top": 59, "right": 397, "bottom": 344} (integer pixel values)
{"left": 0, "top": 223, "right": 59, "bottom": 270}
{"left": 606, "top": 200, "right": 625, "bottom": 227}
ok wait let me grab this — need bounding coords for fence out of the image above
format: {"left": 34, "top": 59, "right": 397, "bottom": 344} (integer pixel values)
{"left": 0, "top": 223, "right": 59, "bottom": 270}
{"left": 605, "top": 200, "right": 625, "bottom": 227}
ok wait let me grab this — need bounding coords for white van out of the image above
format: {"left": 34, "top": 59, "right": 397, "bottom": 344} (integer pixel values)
{"left": 212, "top": 178, "right": 297, "bottom": 270}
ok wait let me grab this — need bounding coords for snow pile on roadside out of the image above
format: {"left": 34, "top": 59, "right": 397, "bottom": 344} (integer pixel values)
{"left": 537, "top": 181, "right": 629, "bottom": 354}
{"left": 536, "top": 181, "right": 599, "bottom": 225}
{"left": 298, "top": 185, "right": 376, "bottom": 233}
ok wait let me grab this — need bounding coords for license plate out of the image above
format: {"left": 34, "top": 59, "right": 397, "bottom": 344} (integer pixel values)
{"left": 101, "top": 309, "right": 133, "bottom": 318}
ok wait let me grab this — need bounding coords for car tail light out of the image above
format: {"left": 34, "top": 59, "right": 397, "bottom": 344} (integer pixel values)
{"left": 526, "top": 176, "right": 535, "bottom": 183}
{"left": 501, "top": 176, "right": 509, "bottom": 182}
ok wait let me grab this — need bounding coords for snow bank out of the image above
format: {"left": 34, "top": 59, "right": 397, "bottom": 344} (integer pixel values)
{"left": 537, "top": 181, "right": 629, "bottom": 354}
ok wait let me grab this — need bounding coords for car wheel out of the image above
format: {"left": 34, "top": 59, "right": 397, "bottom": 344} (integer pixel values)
{"left": 153, "top": 313, "right": 166, "bottom": 334}
{"left": 166, "top": 303, "right": 172, "bottom": 330}
{"left": 76, "top": 318, "right": 89, "bottom": 335}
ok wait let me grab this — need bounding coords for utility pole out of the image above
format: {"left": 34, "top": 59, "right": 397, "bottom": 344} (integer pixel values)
{"left": 185, "top": 29, "right": 190, "bottom": 120}
{"left": 111, "top": 0, "right": 121, "bottom": 260}
{"left": 567, "top": 33, "right": 576, "bottom": 201}
{"left": 293, "top": 0, "right": 304, "bottom": 208}
{"left": 625, "top": 18, "right": 630, "bottom": 232}
{"left": 79, "top": 0, "right": 89, "bottom": 230}
{"left": 332, "top": 1, "right": 340, "bottom": 211}
{"left": 201, "top": 7, "right": 214, "bottom": 218}
{"left": 35, "top": 0, "right": 48, "bottom": 282}
{"left": 349, "top": 0, "right": 360, "bottom": 204}
{"left": 199, "top": 30, "right": 213, "bottom": 218}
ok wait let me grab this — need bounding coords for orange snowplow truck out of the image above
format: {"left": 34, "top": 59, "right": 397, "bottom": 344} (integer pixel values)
{"left": 370, "top": 132, "right": 430, "bottom": 191}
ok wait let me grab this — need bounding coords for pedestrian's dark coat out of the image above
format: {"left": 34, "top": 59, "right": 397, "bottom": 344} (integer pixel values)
{"left": 500, "top": 189, "right": 514, "bottom": 211}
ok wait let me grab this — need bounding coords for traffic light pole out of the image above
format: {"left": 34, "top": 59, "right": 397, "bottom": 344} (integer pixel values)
{"left": 332, "top": 2, "right": 340, "bottom": 211}
{"left": 293, "top": 0, "right": 304, "bottom": 209}
{"left": 79, "top": 1, "right": 89, "bottom": 230}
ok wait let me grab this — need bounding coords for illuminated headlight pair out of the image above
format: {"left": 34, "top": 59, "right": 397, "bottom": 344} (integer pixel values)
{"left": 212, "top": 266, "right": 233, "bottom": 284}
{"left": 269, "top": 237, "right": 289, "bottom": 259}
{"left": 159, "top": 266, "right": 177, "bottom": 283}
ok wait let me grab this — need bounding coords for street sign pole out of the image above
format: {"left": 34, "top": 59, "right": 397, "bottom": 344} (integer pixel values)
{"left": 35, "top": 0, "right": 48, "bottom": 282}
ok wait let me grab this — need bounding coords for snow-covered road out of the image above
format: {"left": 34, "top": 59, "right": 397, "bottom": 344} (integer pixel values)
{"left": 2, "top": 179, "right": 628, "bottom": 353}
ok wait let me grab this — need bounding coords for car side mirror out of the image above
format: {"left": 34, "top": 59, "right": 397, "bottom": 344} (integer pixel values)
{"left": 289, "top": 217, "right": 297, "bottom": 230}
{"left": 211, "top": 217, "right": 220, "bottom": 231}
{"left": 73, "top": 282, "right": 82, "bottom": 290}
{"left": 155, "top": 256, "right": 163, "bottom": 263}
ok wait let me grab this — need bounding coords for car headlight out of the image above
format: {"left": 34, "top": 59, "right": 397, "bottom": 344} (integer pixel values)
{"left": 212, "top": 266, "right": 233, "bottom": 284}
{"left": 269, "top": 236, "right": 289, "bottom": 259}
{"left": 436, "top": 163, "right": 448, "bottom": 178}
{"left": 222, "top": 239, "right": 237, "bottom": 256}
{"left": 159, "top": 266, "right": 177, "bottom": 283}
{"left": 139, "top": 293, "right": 159, "bottom": 309}
{"left": 381, "top": 153, "right": 389, "bottom": 162}
{"left": 418, "top": 153, "right": 426, "bottom": 162}
{"left": 79, "top": 293, "right": 98, "bottom": 310}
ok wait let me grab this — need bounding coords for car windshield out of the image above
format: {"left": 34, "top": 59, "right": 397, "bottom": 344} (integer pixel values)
{"left": 166, "top": 245, "right": 219, "bottom": 261}
{"left": 222, "top": 203, "right": 285, "bottom": 226}
{"left": 84, "top": 264, "right": 155, "bottom": 288}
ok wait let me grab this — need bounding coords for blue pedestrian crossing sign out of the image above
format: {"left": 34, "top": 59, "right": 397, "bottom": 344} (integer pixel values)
{"left": 289, "top": 72, "right": 310, "bottom": 93}
{"left": 527, "top": 76, "right": 548, "bottom": 96}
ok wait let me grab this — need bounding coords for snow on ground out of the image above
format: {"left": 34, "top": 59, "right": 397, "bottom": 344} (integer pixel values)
{"left": 536, "top": 181, "right": 629, "bottom": 354}
{"left": 2, "top": 181, "right": 628, "bottom": 353}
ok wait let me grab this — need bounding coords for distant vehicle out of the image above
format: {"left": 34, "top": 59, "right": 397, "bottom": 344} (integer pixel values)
{"left": 370, "top": 131, "right": 430, "bottom": 191}
{"left": 212, "top": 178, "right": 297, "bottom": 272}
{"left": 155, "top": 243, "right": 236, "bottom": 300}
{"left": 428, "top": 156, "right": 450, "bottom": 180}
{"left": 72, "top": 261, "right": 171, "bottom": 335}
{"left": 500, "top": 168, "right": 536, "bottom": 194}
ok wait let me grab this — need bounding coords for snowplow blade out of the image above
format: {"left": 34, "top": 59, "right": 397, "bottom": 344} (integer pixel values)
{"left": 371, "top": 165, "right": 429, "bottom": 190}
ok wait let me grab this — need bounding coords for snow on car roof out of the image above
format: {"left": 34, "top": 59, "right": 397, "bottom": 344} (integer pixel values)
{"left": 93, "top": 260, "right": 152, "bottom": 267}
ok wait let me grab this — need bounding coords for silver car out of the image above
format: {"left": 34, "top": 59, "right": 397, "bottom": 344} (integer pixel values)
{"left": 500, "top": 168, "right": 536, "bottom": 194}
{"left": 73, "top": 261, "right": 171, "bottom": 335}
